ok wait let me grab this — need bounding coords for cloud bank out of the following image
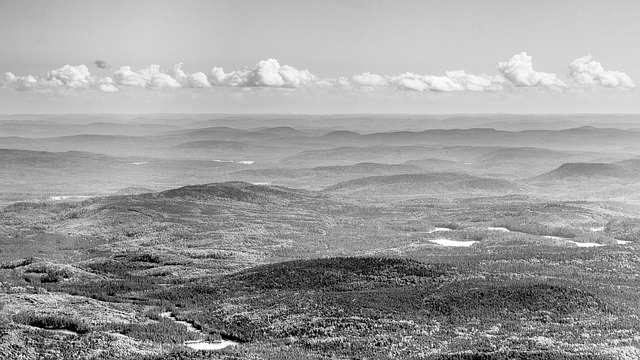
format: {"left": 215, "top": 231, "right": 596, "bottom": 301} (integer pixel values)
{"left": 1, "top": 53, "right": 634, "bottom": 94}
{"left": 391, "top": 71, "right": 504, "bottom": 92}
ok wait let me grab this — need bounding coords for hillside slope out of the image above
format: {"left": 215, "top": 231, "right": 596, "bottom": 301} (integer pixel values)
{"left": 533, "top": 163, "right": 637, "bottom": 181}
{"left": 325, "top": 173, "right": 525, "bottom": 197}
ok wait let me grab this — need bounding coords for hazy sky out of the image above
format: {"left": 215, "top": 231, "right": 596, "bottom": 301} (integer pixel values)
{"left": 1, "top": 0, "right": 639, "bottom": 114}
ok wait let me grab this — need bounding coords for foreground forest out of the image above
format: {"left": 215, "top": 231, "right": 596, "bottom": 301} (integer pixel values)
{"left": 2, "top": 114, "right": 640, "bottom": 359}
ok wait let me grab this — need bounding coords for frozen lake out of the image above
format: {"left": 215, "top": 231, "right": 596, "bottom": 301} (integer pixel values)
{"left": 184, "top": 340, "right": 238, "bottom": 350}
{"left": 159, "top": 312, "right": 239, "bottom": 350}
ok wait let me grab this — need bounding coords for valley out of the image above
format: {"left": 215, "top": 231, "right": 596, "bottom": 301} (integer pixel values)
{"left": 2, "top": 114, "right": 640, "bottom": 359}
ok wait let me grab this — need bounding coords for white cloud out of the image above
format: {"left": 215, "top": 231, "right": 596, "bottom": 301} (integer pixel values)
{"left": 568, "top": 55, "right": 635, "bottom": 89}
{"left": 186, "top": 72, "right": 211, "bottom": 88}
{"left": 3, "top": 72, "right": 38, "bottom": 91}
{"left": 113, "top": 64, "right": 183, "bottom": 89}
{"left": 391, "top": 71, "right": 503, "bottom": 92}
{"left": 336, "top": 77, "right": 352, "bottom": 87}
{"left": 247, "top": 59, "right": 285, "bottom": 86}
{"left": 208, "top": 67, "right": 227, "bottom": 85}
{"left": 279, "top": 64, "right": 317, "bottom": 87}
{"left": 206, "top": 59, "right": 318, "bottom": 88}
{"left": 498, "top": 52, "right": 566, "bottom": 88}
{"left": 168, "top": 63, "right": 213, "bottom": 88}
{"left": 1, "top": 55, "right": 634, "bottom": 95}
{"left": 97, "top": 77, "right": 119, "bottom": 93}
{"left": 113, "top": 66, "right": 147, "bottom": 87}
{"left": 207, "top": 67, "right": 251, "bottom": 86}
{"left": 5, "top": 65, "right": 119, "bottom": 92}
{"left": 150, "top": 73, "right": 182, "bottom": 89}
{"left": 136, "top": 64, "right": 161, "bottom": 84}
{"left": 46, "top": 64, "right": 94, "bottom": 88}
{"left": 393, "top": 73, "right": 429, "bottom": 91}
{"left": 444, "top": 71, "right": 504, "bottom": 92}
{"left": 351, "top": 72, "right": 387, "bottom": 86}
{"left": 169, "top": 63, "right": 188, "bottom": 85}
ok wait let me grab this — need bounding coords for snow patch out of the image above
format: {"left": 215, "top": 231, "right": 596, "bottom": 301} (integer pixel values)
{"left": 212, "top": 159, "right": 254, "bottom": 164}
{"left": 565, "top": 241, "right": 604, "bottom": 248}
{"left": 429, "top": 239, "right": 478, "bottom": 247}
{"left": 543, "top": 235, "right": 568, "bottom": 240}
{"left": 49, "top": 195, "right": 93, "bottom": 201}
{"left": 427, "top": 227, "right": 453, "bottom": 233}
{"left": 488, "top": 227, "right": 510, "bottom": 232}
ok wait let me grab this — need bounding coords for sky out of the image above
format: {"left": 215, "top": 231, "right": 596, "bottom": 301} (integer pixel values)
{"left": 1, "top": 0, "right": 639, "bottom": 114}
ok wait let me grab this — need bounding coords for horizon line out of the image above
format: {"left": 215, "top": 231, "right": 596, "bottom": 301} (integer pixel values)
{"left": 3, "top": 112, "right": 640, "bottom": 117}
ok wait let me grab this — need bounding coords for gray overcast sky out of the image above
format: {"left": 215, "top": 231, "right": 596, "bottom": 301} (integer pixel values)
{"left": 1, "top": 0, "right": 639, "bottom": 113}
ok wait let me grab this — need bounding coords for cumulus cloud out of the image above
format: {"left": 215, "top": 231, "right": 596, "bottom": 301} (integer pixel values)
{"left": 97, "top": 77, "right": 119, "bottom": 93}
{"left": 1, "top": 55, "right": 635, "bottom": 95}
{"left": 136, "top": 64, "right": 162, "bottom": 85}
{"left": 150, "top": 73, "right": 182, "bottom": 89}
{"left": 113, "top": 66, "right": 147, "bottom": 87}
{"left": 2, "top": 72, "right": 38, "bottom": 91}
{"left": 392, "top": 73, "right": 428, "bottom": 91}
{"left": 207, "top": 59, "right": 318, "bottom": 88}
{"left": 498, "top": 52, "right": 566, "bottom": 88}
{"left": 568, "top": 55, "right": 635, "bottom": 89}
{"left": 3, "top": 65, "right": 120, "bottom": 93}
{"left": 335, "top": 77, "right": 352, "bottom": 87}
{"left": 279, "top": 64, "right": 317, "bottom": 87}
{"left": 93, "top": 59, "right": 110, "bottom": 69}
{"left": 351, "top": 72, "right": 387, "bottom": 87}
{"left": 247, "top": 59, "right": 284, "bottom": 86}
{"left": 112, "top": 63, "right": 213, "bottom": 89}
{"left": 186, "top": 72, "right": 211, "bottom": 88}
{"left": 169, "top": 63, "right": 188, "bottom": 85}
{"left": 207, "top": 67, "right": 226, "bottom": 86}
{"left": 391, "top": 71, "right": 503, "bottom": 92}
{"left": 46, "top": 65, "right": 94, "bottom": 88}
{"left": 113, "top": 64, "right": 182, "bottom": 89}
{"left": 169, "top": 63, "right": 210, "bottom": 88}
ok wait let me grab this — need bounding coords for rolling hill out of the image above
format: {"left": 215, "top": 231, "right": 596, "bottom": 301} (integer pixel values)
{"left": 280, "top": 146, "right": 440, "bottom": 166}
{"left": 157, "top": 181, "right": 318, "bottom": 204}
{"left": 533, "top": 163, "right": 637, "bottom": 181}
{"left": 174, "top": 139, "right": 256, "bottom": 151}
{"left": 324, "top": 172, "right": 525, "bottom": 197}
{"left": 227, "top": 163, "right": 425, "bottom": 189}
